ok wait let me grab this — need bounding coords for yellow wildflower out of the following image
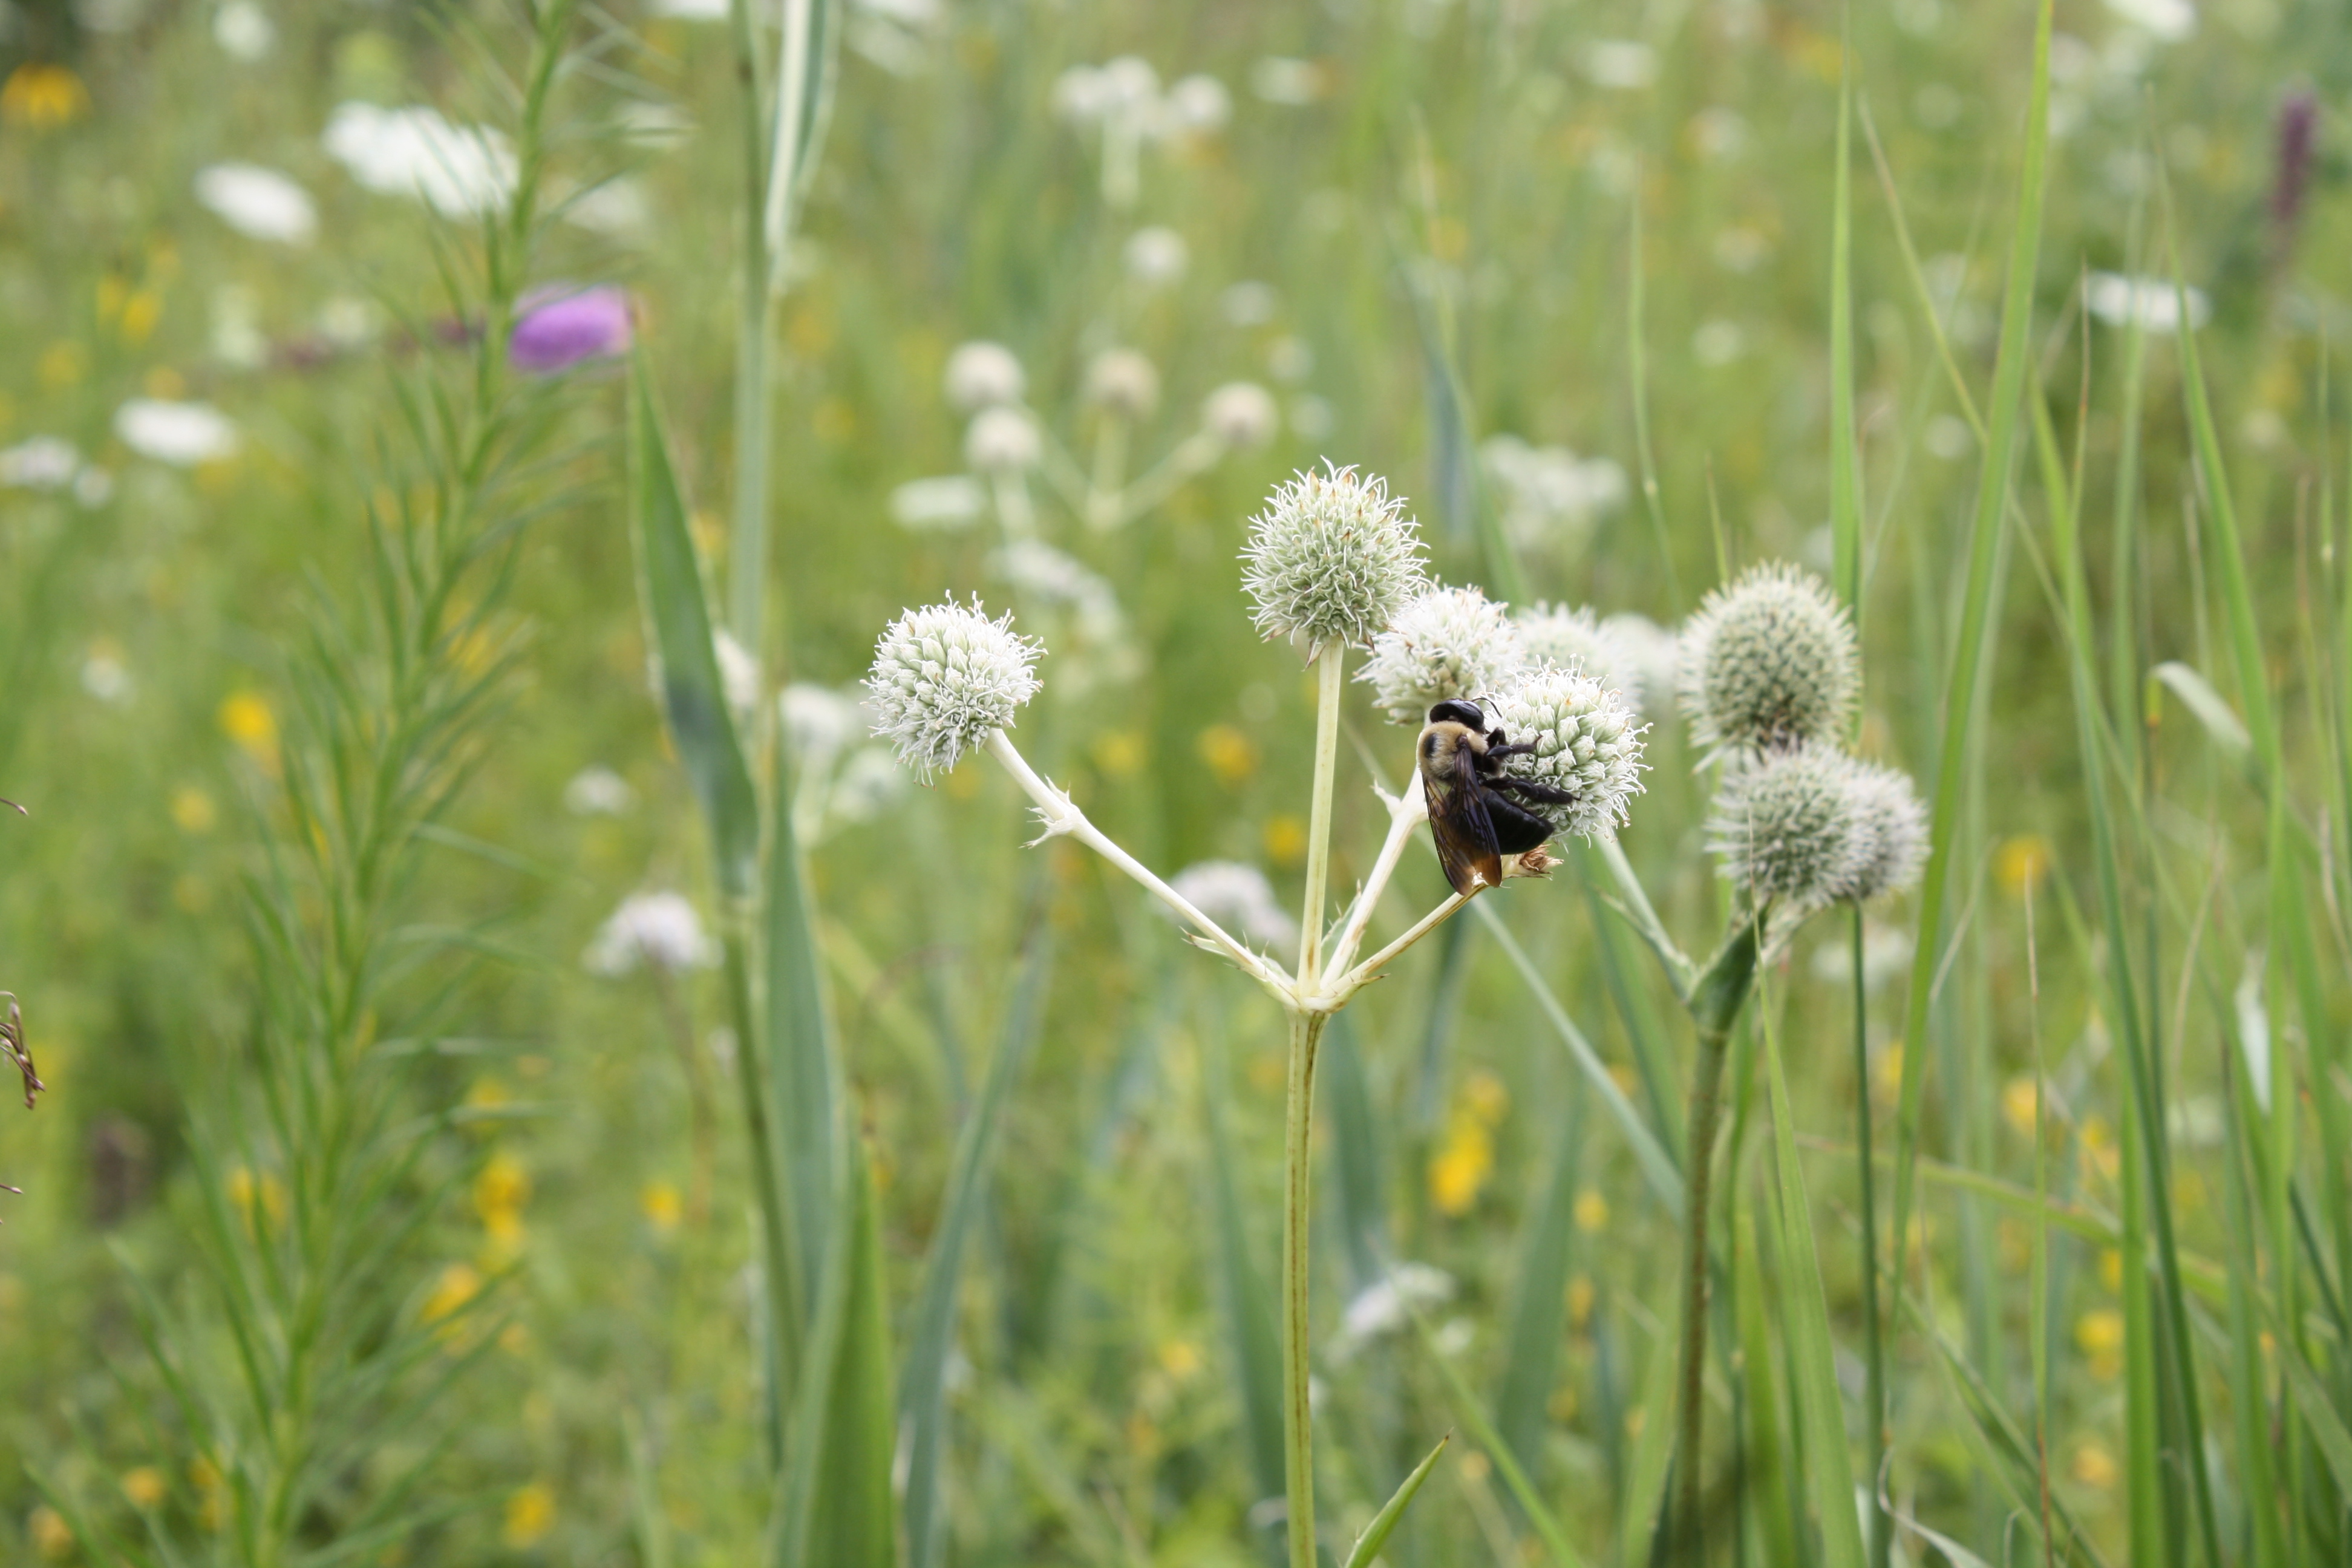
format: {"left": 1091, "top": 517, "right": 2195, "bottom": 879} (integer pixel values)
{"left": 1573, "top": 1188, "right": 1610, "bottom": 1233}
{"left": 1995, "top": 834, "right": 2053, "bottom": 898}
{"left": 639, "top": 1181, "right": 682, "bottom": 1233}
{"left": 217, "top": 693, "right": 278, "bottom": 766}
{"left": 2071, "top": 1442, "right": 2117, "bottom": 1489}
{"left": 473, "top": 1152, "right": 530, "bottom": 1226}
{"left": 1197, "top": 723, "right": 1258, "bottom": 786}
{"left": 1262, "top": 814, "right": 1306, "bottom": 867}
{"left": 1158, "top": 1338, "right": 1203, "bottom": 1381}
{"left": 1, "top": 64, "right": 90, "bottom": 130}
{"left": 2001, "top": 1075, "right": 2040, "bottom": 1139}
{"left": 122, "top": 1466, "right": 166, "bottom": 1509}
{"left": 1091, "top": 730, "right": 1146, "bottom": 778}
{"left": 423, "top": 1262, "right": 482, "bottom": 1327}
{"left": 30, "top": 1504, "right": 73, "bottom": 1560}
{"left": 1565, "top": 1275, "right": 1595, "bottom": 1329}
{"left": 170, "top": 786, "right": 218, "bottom": 834}
{"left": 501, "top": 1483, "right": 555, "bottom": 1549}
{"left": 1428, "top": 1118, "right": 1493, "bottom": 1215}
{"left": 1462, "top": 1068, "right": 1509, "bottom": 1125}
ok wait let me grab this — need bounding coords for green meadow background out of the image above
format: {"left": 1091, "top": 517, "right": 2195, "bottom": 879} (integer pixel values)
{"left": 2, "top": 0, "right": 2347, "bottom": 1563}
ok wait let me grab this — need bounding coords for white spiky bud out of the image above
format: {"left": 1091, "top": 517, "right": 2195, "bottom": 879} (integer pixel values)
{"left": 1514, "top": 600, "right": 1632, "bottom": 693}
{"left": 866, "top": 598, "right": 1043, "bottom": 781}
{"left": 1357, "top": 584, "right": 1526, "bottom": 724}
{"left": 1679, "top": 561, "right": 1858, "bottom": 757}
{"left": 965, "top": 406, "right": 1041, "bottom": 472}
{"left": 1202, "top": 381, "right": 1279, "bottom": 449}
{"left": 1241, "top": 464, "right": 1428, "bottom": 655}
{"left": 1705, "top": 744, "right": 1869, "bottom": 909}
{"left": 1838, "top": 758, "right": 1929, "bottom": 903}
{"left": 1086, "top": 348, "right": 1160, "bottom": 418}
{"left": 944, "top": 341, "right": 1026, "bottom": 411}
{"left": 1485, "top": 663, "right": 1647, "bottom": 839}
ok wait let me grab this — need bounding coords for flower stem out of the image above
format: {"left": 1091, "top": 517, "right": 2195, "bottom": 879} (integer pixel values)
{"left": 722, "top": 906, "right": 796, "bottom": 1471}
{"left": 1322, "top": 774, "right": 1426, "bottom": 982}
{"left": 1281, "top": 1007, "right": 1328, "bottom": 1568}
{"left": 1671, "top": 915, "right": 1762, "bottom": 1561}
{"left": 1852, "top": 905, "right": 1890, "bottom": 1568}
{"left": 1673, "top": 1021, "right": 1731, "bottom": 1561}
{"left": 1296, "top": 643, "right": 1345, "bottom": 989}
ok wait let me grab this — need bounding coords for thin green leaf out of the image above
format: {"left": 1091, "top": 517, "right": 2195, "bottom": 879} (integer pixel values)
{"left": 1405, "top": 1293, "right": 1587, "bottom": 1568}
{"left": 1496, "top": 1088, "right": 1585, "bottom": 1476}
{"left": 1203, "top": 996, "right": 1287, "bottom": 1508}
{"left": 1343, "top": 1432, "right": 1452, "bottom": 1568}
{"left": 2148, "top": 662, "right": 2252, "bottom": 762}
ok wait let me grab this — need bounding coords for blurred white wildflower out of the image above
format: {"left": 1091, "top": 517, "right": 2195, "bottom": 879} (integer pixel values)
{"left": 324, "top": 102, "right": 517, "bottom": 218}
{"left": 73, "top": 467, "right": 114, "bottom": 508}
{"left": 1086, "top": 349, "right": 1160, "bottom": 419}
{"left": 1242, "top": 465, "right": 1428, "bottom": 654}
{"left": 585, "top": 892, "right": 718, "bottom": 976}
{"left": 781, "top": 683, "right": 869, "bottom": 765}
{"left": 1166, "top": 861, "right": 1299, "bottom": 952}
{"left": 944, "top": 340, "right": 1025, "bottom": 411}
{"left": 866, "top": 598, "right": 1044, "bottom": 780}
{"left": 890, "top": 475, "right": 987, "bottom": 532}
{"left": 80, "top": 642, "right": 131, "bottom": 704}
{"left": 1358, "top": 584, "right": 1526, "bottom": 724}
{"left": 211, "top": 285, "right": 266, "bottom": 370}
{"left": 194, "top": 162, "right": 315, "bottom": 244}
{"left": 1515, "top": 603, "right": 1627, "bottom": 688}
{"left": 0, "top": 436, "right": 81, "bottom": 491}
{"left": 1123, "top": 226, "right": 1189, "bottom": 286}
{"left": 2104, "top": 0, "right": 2193, "bottom": 41}
{"left": 1289, "top": 396, "right": 1334, "bottom": 440}
{"left": 1480, "top": 435, "right": 1628, "bottom": 551}
{"left": 564, "top": 765, "right": 635, "bottom": 817}
{"left": 213, "top": 0, "right": 274, "bottom": 60}
{"left": 564, "top": 176, "right": 653, "bottom": 241}
{"left": 1251, "top": 56, "right": 1324, "bottom": 105}
{"left": 713, "top": 629, "right": 763, "bottom": 719}
{"left": 1222, "top": 281, "right": 1279, "bottom": 326}
{"left": 2083, "top": 272, "right": 2209, "bottom": 334}
{"left": 1266, "top": 335, "right": 1313, "bottom": 381}
{"left": 1693, "top": 320, "right": 1746, "bottom": 365}
{"left": 1160, "top": 73, "right": 1231, "bottom": 136}
{"left": 1332, "top": 1263, "right": 1454, "bottom": 1356}
{"left": 1201, "top": 382, "right": 1279, "bottom": 449}
{"left": 1601, "top": 613, "right": 1679, "bottom": 718}
{"left": 1679, "top": 561, "right": 1858, "bottom": 757}
{"left": 319, "top": 296, "right": 379, "bottom": 348}
{"left": 1691, "top": 105, "right": 1749, "bottom": 159}
{"left": 1810, "top": 919, "right": 1915, "bottom": 991}
{"left": 995, "top": 540, "right": 1126, "bottom": 647}
{"left": 965, "top": 407, "right": 1042, "bottom": 473}
{"left": 115, "top": 399, "right": 238, "bottom": 466}
{"left": 822, "top": 745, "right": 910, "bottom": 826}
{"left": 1581, "top": 39, "right": 1657, "bottom": 89}
{"left": 1487, "top": 664, "right": 1647, "bottom": 839}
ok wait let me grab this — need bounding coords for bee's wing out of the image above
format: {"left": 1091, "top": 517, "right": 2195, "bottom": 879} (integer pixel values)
{"left": 1428, "top": 750, "right": 1504, "bottom": 896}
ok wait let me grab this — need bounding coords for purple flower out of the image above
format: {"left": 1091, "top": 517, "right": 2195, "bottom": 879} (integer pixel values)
{"left": 2272, "top": 89, "right": 2319, "bottom": 240}
{"left": 509, "top": 285, "right": 632, "bottom": 374}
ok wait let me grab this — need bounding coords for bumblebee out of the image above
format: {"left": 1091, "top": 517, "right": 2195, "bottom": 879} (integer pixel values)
{"left": 1417, "top": 699, "right": 1574, "bottom": 896}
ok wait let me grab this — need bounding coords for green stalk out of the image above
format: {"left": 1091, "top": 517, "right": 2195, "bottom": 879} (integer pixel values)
{"left": 1671, "top": 918, "right": 1762, "bottom": 1558}
{"left": 1282, "top": 1010, "right": 1329, "bottom": 1568}
{"left": 1282, "top": 640, "right": 1347, "bottom": 1568}
{"left": 727, "top": 0, "right": 774, "bottom": 648}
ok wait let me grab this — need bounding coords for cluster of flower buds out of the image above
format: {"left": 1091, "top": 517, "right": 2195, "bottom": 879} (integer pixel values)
{"left": 1680, "top": 562, "right": 1926, "bottom": 916}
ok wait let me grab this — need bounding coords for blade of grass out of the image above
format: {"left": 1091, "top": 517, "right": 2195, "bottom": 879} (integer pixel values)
{"left": 1322, "top": 1013, "right": 1390, "bottom": 1295}
{"left": 1405, "top": 1293, "right": 1587, "bottom": 1568}
{"left": 1202, "top": 991, "right": 1287, "bottom": 1512}
{"left": 900, "top": 933, "right": 1053, "bottom": 1568}
{"left": 1626, "top": 171, "right": 1684, "bottom": 614}
{"left": 1497, "top": 1083, "right": 1587, "bottom": 1478}
{"left": 1758, "top": 990, "right": 1866, "bottom": 1568}
{"left": 1475, "top": 900, "right": 1684, "bottom": 1218}
{"left": 769, "top": 730, "right": 842, "bottom": 1357}
{"left": 1888, "top": 0, "right": 2053, "bottom": 1503}
{"left": 1344, "top": 1433, "right": 1452, "bottom": 1568}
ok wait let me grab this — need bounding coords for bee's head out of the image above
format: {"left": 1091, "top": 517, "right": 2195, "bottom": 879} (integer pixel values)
{"left": 1426, "top": 699, "right": 1487, "bottom": 729}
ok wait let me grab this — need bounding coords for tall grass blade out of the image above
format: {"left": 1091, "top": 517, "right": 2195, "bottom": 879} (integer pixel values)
{"left": 1889, "top": 0, "right": 2053, "bottom": 1448}
{"left": 769, "top": 733, "right": 843, "bottom": 1344}
{"left": 1406, "top": 1296, "right": 1587, "bottom": 1568}
{"left": 1344, "top": 1432, "right": 1452, "bottom": 1568}
{"left": 1759, "top": 997, "right": 1866, "bottom": 1568}
{"left": 1322, "top": 1014, "right": 1390, "bottom": 1294}
{"left": 900, "top": 935, "right": 1053, "bottom": 1568}
{"left": 1203, "top": 998, "right": 1288, "bottom": 1511}
{"left": 1496, "top": 1087, "right": 1586, "bottom": 1477}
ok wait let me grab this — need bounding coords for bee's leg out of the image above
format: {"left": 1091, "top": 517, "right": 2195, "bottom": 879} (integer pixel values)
{"left": 1488, "top": 774, "right": 1577, "bottom": 805}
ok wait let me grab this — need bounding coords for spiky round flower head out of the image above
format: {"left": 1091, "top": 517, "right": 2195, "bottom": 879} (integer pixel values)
{"left": 944, "top": 341, "right": 1025, "bottom": 411}
{"left": 1705, "top": 744, "right": 1871, "bottom": 910}
{"left": 1201, "top": 381, "right": 1279, "bottom": 449}
{"left": 1838, "top": 758, "right": 1929, "bottom": 903}
{"left": 1679, "top": 561, "right": 1858, "bottom": 757}
{"left": 1357, "top": 584, "right": 1526, "bottom": 724}
{"left": 1601, "top": 612, "right": 1679, "bottom": 718}
{"left": 1485, "top": 663, "right": 1647, "bottom": 839}
{"left": 1241, "top": 464, "right": 1429, "bottom": 654}
{"left": 1514, "top": 600, "right": 1636, "bottom": 695}
{"left": 1086, "top": 348, "right": 1160, "bottom": 418}
{"left": 866, "top": 598, "right": 1043, "bottom": 782}
{"left": 965, "top": 407, "right": 1041, "bottom": 473}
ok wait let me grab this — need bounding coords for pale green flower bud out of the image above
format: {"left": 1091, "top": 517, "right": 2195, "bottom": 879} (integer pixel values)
{"left": 1486, "top": 662, "right": 1647, "bottom": 838}
{"left": 1240, "top": 464, "right": 1428, "bottom": 654}
{"left": 1704, "top": 744, "right": 1868, "bottom": 909}
{"left": 1358, "top": 584, "right": 1525, "bottom": 724}
{"left": 1679, "top": 561, "right": 1858, "bottom": 756}
{"left": 1838, "top": 757, "right": 1928, "bottom": 903}
{"left": 866, "top": 598, "right": 1043, "bottom": 781}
